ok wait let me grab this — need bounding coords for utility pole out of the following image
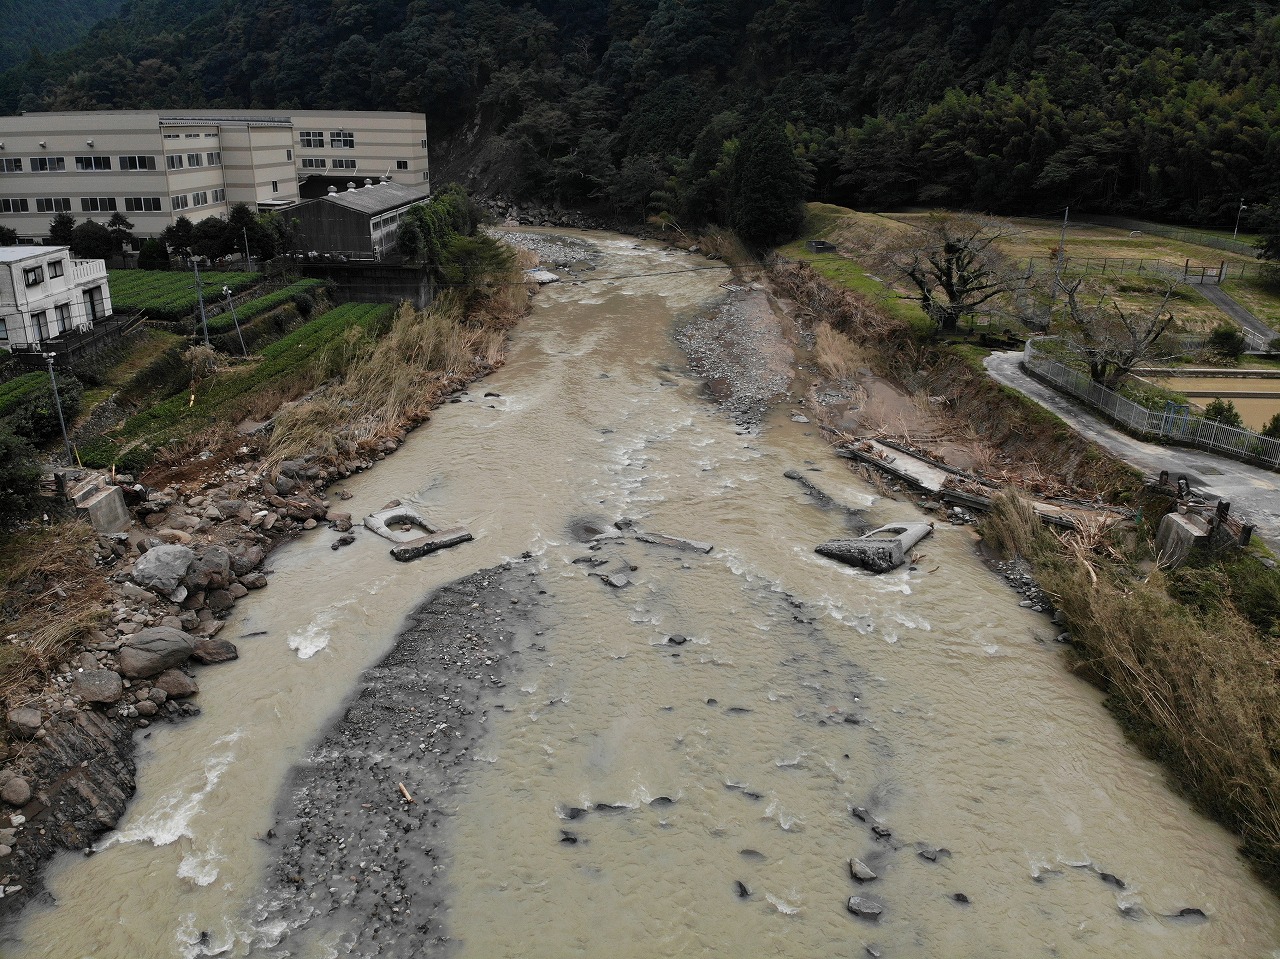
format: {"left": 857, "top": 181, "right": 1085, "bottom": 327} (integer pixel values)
{"left": 223, "top": 286, "right": 247, "bottom": 356}
{"left": 194, "top": 260, "right": 209, "bottom": 345}
{"left": 1047, "top": 206, "right": 1068, "bottom": 328}
{"left": 1234, "top": 198, "right": 1247, "bottom": 240}
{"left": 243, "top": 227, "right": 253, "bottom": 271}
{"left": 43, "top": 353, "right": 72, "bottom": 463}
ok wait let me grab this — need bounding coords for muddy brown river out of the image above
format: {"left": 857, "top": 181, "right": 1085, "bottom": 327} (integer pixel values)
{"left": 9, "top": 232, "right": 1280, "bottom": 957}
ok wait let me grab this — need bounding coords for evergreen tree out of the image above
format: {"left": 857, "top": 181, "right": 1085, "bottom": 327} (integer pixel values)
{"left": 0, "top": 225, "right": 16, "bottom": 246}
{"left": 729, "top": 111, "right": 805, "bottom": 249}
{"left": 137, "top": 237, "right": 170, "bottom": 270}
{"left": 48, "top": 211, "right": 75, "bottom": 246}
{"left": 106, "top": 210, "right": 135, "bottom": 254}
{"left": 69, "top": 219, "right": 112, "bottom": 260}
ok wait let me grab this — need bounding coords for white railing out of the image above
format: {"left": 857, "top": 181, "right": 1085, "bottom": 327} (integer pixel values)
{"left": 1023, "top": 340, "right": 1280, "bottom": 470}
{"left": 71, "top": 259, "right": 107, "bottom": 283}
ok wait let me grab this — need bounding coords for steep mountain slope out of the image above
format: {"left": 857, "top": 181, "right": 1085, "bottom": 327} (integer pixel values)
{"left": 2, "top": 0, "right": 1277, "bottom": 225}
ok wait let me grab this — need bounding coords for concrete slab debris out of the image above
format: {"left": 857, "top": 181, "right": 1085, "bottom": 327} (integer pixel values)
{"left": 365, "top": 506, "right": 473, "bottom": 561}
{"left": 390, "top": 527, "right": 474, "bottom": 562}
{"left": 816, "top": 522, "right": 934, "bottom": 573}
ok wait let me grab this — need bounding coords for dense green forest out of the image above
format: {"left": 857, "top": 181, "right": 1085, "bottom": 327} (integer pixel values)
{"left": 2, "top": 0, "right": 1278, "bottom": 229}
{"left": 0, "top": 0, "right": 129, "bottom": 66}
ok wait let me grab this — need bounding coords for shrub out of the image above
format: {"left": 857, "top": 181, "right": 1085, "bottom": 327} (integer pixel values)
{"left": 137, "top": 238, "right": 170, "bottom": 270}
{"left": 0, "top": 370, "right": 83, "bottom": 444}
{"left": 1207, "top": 325, "right": 1246, "bottom": 360}
{"left": 1203, "top": 397, "right": 1245, "bottom": 428}
{"left": 0, "top": 428, "right": 42, "bottom": 528}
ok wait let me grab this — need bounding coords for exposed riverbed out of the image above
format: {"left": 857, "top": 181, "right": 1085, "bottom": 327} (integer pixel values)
{"left": 8, "top": 232, "right": 1280, "bottom": 958}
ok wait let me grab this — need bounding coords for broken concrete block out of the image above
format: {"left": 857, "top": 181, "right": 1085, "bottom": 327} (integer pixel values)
{"left": 816, "top": 522, "right": 934, "bottom": 573}
{"left": 390, "top": 527, "right": 473, "bottom": 562}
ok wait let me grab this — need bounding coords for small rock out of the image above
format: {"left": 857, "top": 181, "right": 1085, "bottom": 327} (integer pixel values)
{"left": 734, "top": 880, "right": 750, "bottom": 898}
{"left": 1, "top": 778, "right": 31, "bottom": 807}
{"left": 847, "top": 896, "right": 882, "bottom": 920}
{"left": 849, "top": 858, "right": 877, "bottom": 882}
{"left": 135, "top": 700, "right": 158, "bottom": 717}
{"left": 6, "top": 707, "right": 42, "bottom": 738}
{"left": 952, "top": 892, "right": 970, "bottom": 904}
{"left": 153, "top": 669, "right": 199, "bottom": 699}
{"left": 117, "top": 626, "right": 196, "bottom": 678}
{"left": 603, "top": 574, "right": 629, "bottom": 589}
{"left": 72, "top": 669, "right": 124, "bottom": 704}
{"left": 191, "top": 637, "right": 239, "bottom": 665}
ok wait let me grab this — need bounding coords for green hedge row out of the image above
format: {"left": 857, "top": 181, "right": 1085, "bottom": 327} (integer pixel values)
{"left": 0, "top": 370, "right": 83, "bottom": 444}
{"left": 205, "top": 279, "right": 325, "bottom": 334}
{"left": 108, "top": 269, "right": 260, "bottom": 324}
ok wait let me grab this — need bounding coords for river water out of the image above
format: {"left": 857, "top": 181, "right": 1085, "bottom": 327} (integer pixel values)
{"left": 10, "top": 232, "right": 1280, "bottom": 958}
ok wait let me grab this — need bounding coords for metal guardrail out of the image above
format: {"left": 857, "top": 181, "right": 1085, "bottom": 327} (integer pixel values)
{"left": 1023, "top": 341, "right": 1280, "bottom": 470}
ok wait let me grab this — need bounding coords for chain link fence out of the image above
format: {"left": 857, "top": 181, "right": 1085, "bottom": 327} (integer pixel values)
{"left": 1023, "top": 341, "right": 1280, "bottom": 469}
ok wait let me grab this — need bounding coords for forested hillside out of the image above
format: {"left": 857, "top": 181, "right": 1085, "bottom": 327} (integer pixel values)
{"left": 0, "top": 0, "right": 128, "bottom": 65}
{"left": 2, "top": 0, "right": 1277, "bottom": 228}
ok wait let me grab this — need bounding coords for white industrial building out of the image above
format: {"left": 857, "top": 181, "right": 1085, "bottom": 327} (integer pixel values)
{"left": 0, "top": 246, "right": 111, "bottom": 352}
{"left": 0, "top": 109, "right": 430, "bottom": 242}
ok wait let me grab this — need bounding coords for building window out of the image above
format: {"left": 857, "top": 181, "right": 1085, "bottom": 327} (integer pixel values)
{"left": 35, "top": 197, "right": 70, "bottom": 213}
{"left": 300, "top": 131, "right": 324, "bottom": 148}
{"left": 0, "top": 158, "right": 23, "bottom": 173}
{"left": 32, "top": 310, "right": 47, "bottom": 337}
{"left": 31, "top": 157, "right": 65, "bottom": 172}
{"left": 286, "top": 148, "right": 293, "bottom": 161}
{"left": 184, "top": 133, "right": 201, "bottom": 139}
{"left": 75, "top": 156, "right": 111, "bottom": 171}
{"left": 0, "top": 318, "right": 7, "bottom": 341}
{"left": 192, "top": 191, "right": 209, "bottom": 207}
{"left": 54, "top": 303, "right": 72, "bottom": 332}
{"left": 420, "top": 138, "right": 428, "bottom": 149}
{"left": 124, "top": 196, "right": 162, "bottom": 212}
{"left": 163, "top": 133, "right": 179, "bottom": 140}
{"left": 212, "top": 188, "right": 225, "bottom": 203}
{"left": 203, "top": 132, "right": 218, "bottom": 138}
{"left": 206, "top": 151, "right": 221, "bottom": 166}
{"left": 118, "top": 155, "right": 157, "bottom": 171}
{"left": 48, "top": 260, "right": 64, "bottom": 278}
{"left": 271, "top": 180, "right": 279, "bottom": 194}
{"left": 0, "top": 198, "right": 30, "bottom": 213}
{"left": 23, "top": 266, "right": 44, "bottom": 286}
{"left": 186, "top": 153, "right": 204, "bottom": 168}
{"left": 329, "top": 131, "right": 355, "bottom": 149}
{"left": 80, "top": 197, "right": 118, "bottom": 212}
{"left": 396, "top": 160, "right": 409, "bottom": 171}
{"left": 422, "top": 172, "right": 429, "bottom": 181}
{"left": 301, "top": 158, "right": 326, "bottom": 169}
{"left": 332, "top": 158, "right": 356, "bottom": 170}
{"left": 171, "top": 194, "right": 189, "bottom": 210}
{"left": 166, "top": 154, "right": 184, "bottom": 170}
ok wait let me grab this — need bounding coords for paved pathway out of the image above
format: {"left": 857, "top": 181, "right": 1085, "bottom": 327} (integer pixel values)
{"left": 1198, "top": 284, "right": 1275, "bottom": 350}
{"left": 984, "top": 350, "right": 1280, "bottom": 541}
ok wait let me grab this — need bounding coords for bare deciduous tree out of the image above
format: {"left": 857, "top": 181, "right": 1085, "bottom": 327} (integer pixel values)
{"left": 1059, "top": 275, "right": 1181, "bottom": 389}
{"left": 876, "top": 211, "right": 1031, "bottom": 333}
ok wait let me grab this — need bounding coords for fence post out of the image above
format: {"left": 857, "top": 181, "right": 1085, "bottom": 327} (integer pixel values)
{"left": 1184, "top": 258, "right": 1190, "bottom": 280}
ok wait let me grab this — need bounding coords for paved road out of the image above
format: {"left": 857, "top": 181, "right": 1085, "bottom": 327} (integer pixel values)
{"left": 1198, "top": 284, "right": 1275, "bottom": 350}
{"left": 984, "top": 350, "right": 1280, "bottom": 541}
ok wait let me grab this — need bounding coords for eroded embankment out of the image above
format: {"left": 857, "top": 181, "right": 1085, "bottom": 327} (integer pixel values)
{"left": 252, "top": 562, "right": 543, "bottom": 957}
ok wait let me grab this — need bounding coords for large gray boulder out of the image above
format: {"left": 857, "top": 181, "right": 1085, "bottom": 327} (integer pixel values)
{"left": 132, "top": 544, "right": 196, "bottom": 596}
{"left": 72, "top": 669, "right": 124, "bottom": 704}
{"left": 116, "top": 626, "right": 195, "bottom": 678}
{"left": 186, "top": 546, "right": 232, "bottom": 590}
{"left": 6, "top": 706, "right": 42, "bottom": 738}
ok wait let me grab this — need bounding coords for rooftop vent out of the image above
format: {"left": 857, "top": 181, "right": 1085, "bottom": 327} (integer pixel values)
{"left": 363, "top": 178, "right": 373, "bottom": 188}
{"left": 327, "top": 185, "right": 337, "bottom": 194}
{"left": 346, "top": 182, "right": 357, "bottom": 191}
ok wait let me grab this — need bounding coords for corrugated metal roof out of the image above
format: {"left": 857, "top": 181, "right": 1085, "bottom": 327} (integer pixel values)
{"left": 320, "top": 181, "right": 431, "bottom": 216}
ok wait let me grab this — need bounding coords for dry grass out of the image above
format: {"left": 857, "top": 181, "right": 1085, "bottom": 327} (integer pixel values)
{"left": 1048, "top": 556, "right": 1280, "bottom": 877}
{"left": 699, "top": 227, "right": 755, "bottom": 271}
{"left": 266, "top": 280, "right": 523, "bottom": 469}
{"left": 980, "top": 489, "right": 1280, "bottom": 880}
{"left": 0, "top": 520, "right": 109, "bottom": 704}
{"left": 812, "top": 321, "right": 865, "bottom": 382}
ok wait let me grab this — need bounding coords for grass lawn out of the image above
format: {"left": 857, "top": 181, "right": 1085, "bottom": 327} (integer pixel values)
{"left": 1222, "top": 277, "right": 1280, "bottom": 334}
{"left": 781, "top": 205, "right": 928, "bottom": 329}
